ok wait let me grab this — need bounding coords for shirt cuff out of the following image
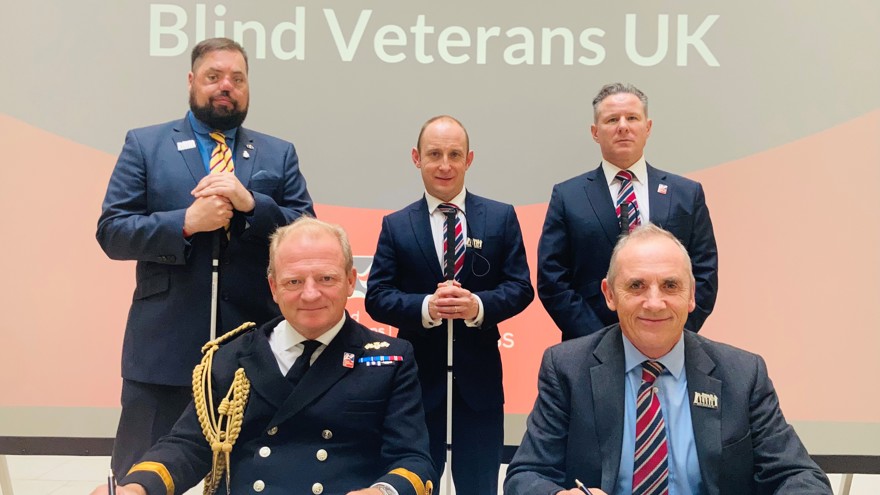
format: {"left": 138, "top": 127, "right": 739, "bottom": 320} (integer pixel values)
{"left": 372, "top": 482, "right": 399, "bottom": 495}
{"left": 421, "top": 295, "right": 442, "bottom": 328}
{"left": 464, "top": 294, "right": 484, "bottom": 327}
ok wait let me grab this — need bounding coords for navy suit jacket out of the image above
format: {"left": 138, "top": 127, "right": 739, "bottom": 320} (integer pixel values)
{"left": 97, "top": 116, "right": 314, "bottom": 386}
{"left": 538, "top": 163, "right": 718, "bottom": 340}
{"left": 364, "top": 193, "right": 534, "bottom": 412}
{"left": 503, "top": 326, "right": 832, "bottom": 495}
{"left": 122, "top": 315, "right": 434, "bottom": 495}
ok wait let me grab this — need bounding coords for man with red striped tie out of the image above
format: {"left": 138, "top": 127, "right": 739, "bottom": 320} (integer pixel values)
{"left": 538, "top": 83, "right": 718, "bottom": 342}
{"left": 366, "top": 115, "right": 534, "bottom": 495}
{"left": 505, "top": 224, "right": 831, "bottom": 494}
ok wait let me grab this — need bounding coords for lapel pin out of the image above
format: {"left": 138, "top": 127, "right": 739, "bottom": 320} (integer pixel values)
{"left": 176, "top": 139, "right": 196, "bottom": 151}
{"left": 342, "top": 352, "right": 355, "bottom": 368}
{"left": 246, "top": 143, "right": 254, "bottom": 150}
{"left": 693, "top": 391, "right": 718, "bottom": 409}
{"left": 242, "top": 150, "right": 251, "bottom": 159}
{"left": 657, "top": 184, "right": 668, "bottom": 195}
{"left": 467, "top": 238, "right": 483, "bottom": 249}
{"left": 364, "top": 341, "right": 390, "bottom": 350}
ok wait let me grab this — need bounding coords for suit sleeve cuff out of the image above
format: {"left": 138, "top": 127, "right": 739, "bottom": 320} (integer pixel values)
{"left": 121, "top": 461, "right": 175, "bottom": 495}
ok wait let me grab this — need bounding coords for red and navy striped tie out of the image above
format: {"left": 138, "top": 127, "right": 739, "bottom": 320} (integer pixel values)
{"left": 633, "top": 360, "right": 669, "bottom": 495}
{"left": 615, "top": 170, "right": 641, "bottom": 232}
{"left": 439, "top": 203, "right": 465, "bottom": 281}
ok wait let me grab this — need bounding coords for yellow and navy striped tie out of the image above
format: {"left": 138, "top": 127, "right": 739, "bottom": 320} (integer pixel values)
{"left": 209, "top": 131, "right": 234, "bottom": 174}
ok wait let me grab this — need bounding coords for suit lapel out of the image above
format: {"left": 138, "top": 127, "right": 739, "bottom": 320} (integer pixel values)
{"left": 173, "top": 118, "right": 207, "bottom": 185}
{"left": 233, "top": 127, "right": 256, "bottom": 188}
{"left": 461, "top": 193, "right": 484, "bottom": 284}
{"left": 238, "top": 325, "right": 290, "bottom": 410}
{"left": 590, "top": 327, "right": 626, "bottom": 492}
{"left": 584, "top": 165, "right": 621, "bottom": 244}
{"left": 646, "top": 164, "right": 671, "bottom": 225}
{"left": 410, "top": 198, "right": 445, "bottom": 281}
{"left": 684, "top": 332, "right": 722, "bottom": 495}
{"left": 268, "top": 318, "right": 365, "bottom": 427}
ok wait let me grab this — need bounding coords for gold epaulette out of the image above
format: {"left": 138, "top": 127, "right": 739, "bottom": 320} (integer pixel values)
{"left": 192, "top": 322, "right": 254, "bottom": 495}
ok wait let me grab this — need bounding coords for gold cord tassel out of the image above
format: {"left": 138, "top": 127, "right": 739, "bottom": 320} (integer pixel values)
{"left": 192, "top": 322, "right": 254, "bottom": 495}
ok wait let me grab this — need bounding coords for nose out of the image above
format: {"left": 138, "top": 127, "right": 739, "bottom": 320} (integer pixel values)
{"left": 616, "top": 119, "right": 629, "bottom": 133}
{"left": 643, "top": 286, "right": 665, "bottom": 311}
{"left": 218, "top": 75, "right": 235, "bottom": 91}
{"left": 300, "top": 278, "right": 321, "bottom": 301}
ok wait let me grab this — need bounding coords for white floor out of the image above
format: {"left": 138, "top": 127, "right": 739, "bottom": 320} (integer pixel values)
{"left": 1, "top": 455, "right": 877, "bottom": 495}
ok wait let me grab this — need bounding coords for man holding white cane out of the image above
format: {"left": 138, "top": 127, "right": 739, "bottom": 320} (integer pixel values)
{"left": 366, "top": 115, "right": 533, "bottom": 495}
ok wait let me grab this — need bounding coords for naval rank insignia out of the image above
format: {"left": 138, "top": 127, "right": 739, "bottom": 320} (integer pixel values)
{"left": 364, "top": 341, "right": 391, "bottom": 350}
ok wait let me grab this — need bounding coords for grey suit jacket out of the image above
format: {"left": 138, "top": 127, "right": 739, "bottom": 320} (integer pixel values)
{"left": 504, "top": 326, "right": 831, "bottom": 495}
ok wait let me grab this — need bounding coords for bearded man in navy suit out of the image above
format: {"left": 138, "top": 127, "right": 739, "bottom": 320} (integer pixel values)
{"left": 366, "top": 115, "right": 534, "bottom": 495}
{"left": 97, "top": 38, "right": 313, "bottom": 477}
{"left": 538, "top": 83, "right": 718, "bottom": 340}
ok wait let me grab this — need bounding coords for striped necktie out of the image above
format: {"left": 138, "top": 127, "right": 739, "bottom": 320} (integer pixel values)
{"left": 633, "top": 360, "right": 669, "bottom": 495}
{"left": 438, "top": 203, "right": 465, "bottom": 281}
{"left": 615, "top": 170, "right": 641, "bottom": 233}
{"left": 209, "top": 131, "right": 234, "bottom": 174}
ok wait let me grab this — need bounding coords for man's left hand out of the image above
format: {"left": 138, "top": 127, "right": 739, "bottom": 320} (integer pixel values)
{"left": 191, "top": 173, "right": 255, "bottom": 213}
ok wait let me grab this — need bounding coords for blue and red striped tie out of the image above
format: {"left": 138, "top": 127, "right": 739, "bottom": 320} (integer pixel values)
{"left": 633, "top": 360, "right": 669, "bottom": 495}
{"left": 439, "top": 203, "right": 465, "bottom": 281}
{"left": 615, "top": 170, "right": 641, "bottom": 232}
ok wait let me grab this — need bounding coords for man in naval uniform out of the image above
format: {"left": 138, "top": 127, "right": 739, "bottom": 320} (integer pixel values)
{"left": 93, "top": 217, "right": 434, "bottom": 495}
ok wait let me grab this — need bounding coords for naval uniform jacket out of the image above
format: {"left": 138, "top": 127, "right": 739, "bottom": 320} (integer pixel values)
{"left": 122, "top": 315, "right": 434, "bottom": 495}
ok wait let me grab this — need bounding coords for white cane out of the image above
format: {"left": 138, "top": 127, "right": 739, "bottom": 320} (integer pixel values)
{"left": 441, "top": 207, "right": 457, "bottom": 495}
{"left": 209, "top": 230, "right": 222, "bottom": 340}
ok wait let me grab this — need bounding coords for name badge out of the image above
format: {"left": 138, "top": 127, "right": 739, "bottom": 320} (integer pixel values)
{"left": 176, "top": 139, "right": 196, "bottom": 151}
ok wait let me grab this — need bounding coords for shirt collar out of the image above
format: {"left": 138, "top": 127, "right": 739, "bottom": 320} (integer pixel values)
{"left": 425, "top": 189, "right": 467, "bottom": 215}
{"left": 187, "top": 110, "right": 239, "bottom": 140}
{"left": 272, "top": 314, "right": 346, "bottom": 351}
{"left": 621, "top": 330, "right": 685, "bottom": 379}
{"left": 602, "top": 156, "right": 648, "bottom": 186}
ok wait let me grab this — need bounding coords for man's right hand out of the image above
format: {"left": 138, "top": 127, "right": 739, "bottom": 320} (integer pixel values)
{"left": 89, "top": 483, "right": 147, "bottom": 495}
{"left": 183, "top": 195, "right": 233, "bottom": 235}
{"left": 556, "top": 488, "right": 607, "bottom": 495}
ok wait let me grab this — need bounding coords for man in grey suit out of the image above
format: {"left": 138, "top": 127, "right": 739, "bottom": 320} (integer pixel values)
{"left": 97, "top": 37, "right": 313, "bottom": 477}
{"left": 505, "top": 224, "right": 830, "bottom": 494}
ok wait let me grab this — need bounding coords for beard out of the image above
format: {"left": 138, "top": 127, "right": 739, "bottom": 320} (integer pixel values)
{"left": 189, "top": 91, "right": 248, "bottom": 131}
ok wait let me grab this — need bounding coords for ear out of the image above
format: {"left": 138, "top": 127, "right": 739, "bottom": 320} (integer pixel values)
{"left": 268, "top": 275, "right": 279, "bottom": 304}
{"left": 465, "top": 149, "right": 474, "bottom": 169}
{"left": 687, "top": 282, "right": 696, "bottom": 313}
{"left": 646, "top": 118, "right": 653, "bottom": 137}
{"left": 590, "top": 123, "right": 599, "bottom": 142}
{"left": 346, "top": 267, "right": 357, "bottom": 297}
{"left": 411, "top": 147, "right": 421, "bottom": 168}
{"left": 601, "top": 278, "right": 617, "bottom": 311}
{"left": 187, "top": 71, "right": 194, "bottom": 91}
